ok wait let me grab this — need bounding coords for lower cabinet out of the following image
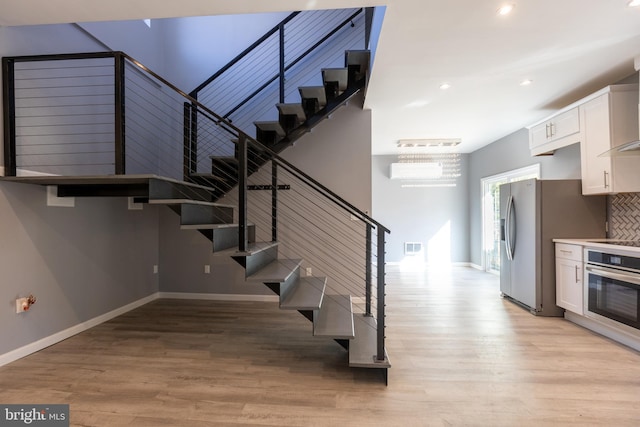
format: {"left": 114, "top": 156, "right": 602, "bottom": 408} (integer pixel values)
{"left": 555, "top": 243, "right": 584, "bottom": 315}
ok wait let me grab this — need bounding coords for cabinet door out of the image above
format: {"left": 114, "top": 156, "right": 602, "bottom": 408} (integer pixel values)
{"left": 580, "top": 94, "right": 612, "bottom": 195}
{"left": 555, "top": 257, "right": 583, "bottom": 315}
{"left": 529, "top": 121, "right": 549, "bottom": 150}
{"left": 551, "top": 107, "right": 580, "bottom": 140}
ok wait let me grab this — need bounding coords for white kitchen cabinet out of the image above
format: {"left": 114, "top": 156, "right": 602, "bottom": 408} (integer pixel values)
{"left": 580, "top": 84, "right": 640, "bottom": 195}
{"left": 529, "top": 107, "right": 581, "bottom": 156}
{"left": 555, "top": 243, "right": 584, "bottom": 315}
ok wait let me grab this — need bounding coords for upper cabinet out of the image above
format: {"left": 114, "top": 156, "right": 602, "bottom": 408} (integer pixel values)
{"left": 580, "top": 84, "right": 639, "bottom": 195}
{"left": 529, "top": 107, "right": 581, "bottom": 156}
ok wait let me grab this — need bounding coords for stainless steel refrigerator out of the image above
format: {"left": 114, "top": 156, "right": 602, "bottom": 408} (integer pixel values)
{"left": 499, "top": 179, "right": 606, "bottom": 316}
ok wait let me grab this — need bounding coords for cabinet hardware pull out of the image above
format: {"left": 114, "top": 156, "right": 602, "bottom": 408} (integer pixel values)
{"left": 575, "top": 265, "right": 579, "bottom": 283}
{"left": 604, "top": 171, "right": 609, "bottom": 188}
{"left": 546, "top": 123, "right": 550, "bottom": 138}
{"left": 549, "top": 122, "right": 555, "bottom": 137}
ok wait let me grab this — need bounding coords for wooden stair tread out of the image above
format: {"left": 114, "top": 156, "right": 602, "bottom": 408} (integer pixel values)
{"left": 349, "top": 314, "right": 390, "bottom": 368}
{"left": 280, "top": 276, "right": 326, "bottom": 310}
{"left": 313, "top": 294, "right": 354, "bottom": 339}
{"left": 248, "top": 258, "right": 302, "bottom": 283}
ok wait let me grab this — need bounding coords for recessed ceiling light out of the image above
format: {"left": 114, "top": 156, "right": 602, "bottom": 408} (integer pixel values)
{"left": 520, "top": 79, "right": 533, "bottom": 86}
{"left": 497, "top": 4, "right": 515, "bottom": 16}
{"left": 440, "top": 83, "right": 451, "bottom": 90}
{"left": 629, "top": 0, "right": 640, "bottom": 7}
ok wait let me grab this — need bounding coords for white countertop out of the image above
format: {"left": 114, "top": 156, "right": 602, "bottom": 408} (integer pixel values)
{"left": 553, "top": 238, "right": 640, "bottom": 254}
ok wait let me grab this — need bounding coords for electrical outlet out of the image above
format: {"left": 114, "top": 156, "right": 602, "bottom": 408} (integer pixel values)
{"left": 153, "top": 265, "right": 158, "bottom": 274}
{"left": 16, "top": 298, "right": 28, "bottom": 313}
{"left": 204, "top": 265, "right": 211, "bottom": 274}
{"left": 306, "top": 267, "right": 312, "bottom": 276}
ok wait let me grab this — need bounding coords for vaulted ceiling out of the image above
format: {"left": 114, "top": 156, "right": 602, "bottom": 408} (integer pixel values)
{"left": 2, "top": 0, "right": 640, "bottom": 154}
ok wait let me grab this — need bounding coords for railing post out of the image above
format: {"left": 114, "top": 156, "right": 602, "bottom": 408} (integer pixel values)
{"left": 238, "top": 133, "right": 248, "bottom": 252}
{"left": 190, "top": 101, "right": 198, "bottom": 175}
{"left": 2, "top": 57, "right": 16, "bottom": 176}
{"left": 182, "top": 102, "right": 191, "bottom": 180}
{"left": 278, "top": 23, "right": 285, "bottom": 104}
{"left": 114, "top": 53, "right": 126, "bottom": 175}
{"left": 272, "top": 161, "right": 278, "bottom": 242}
{"left": 365, "top": 224, "right": 373, "bottom": 316}
{"left": 376, "top": 228, "right": 387, "bottom": 362}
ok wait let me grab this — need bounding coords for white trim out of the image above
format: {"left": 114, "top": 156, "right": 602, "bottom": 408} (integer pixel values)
{"left": 0, "top": 293, "right": 158, "bottom": 367}
{"left": 47, "top": 186, "right": 75, "bottom": 207}
{"left": 0, "top": 292, "right": 284, "bottom": 367}
{"left": 158, "top": 292, "right": 279, "bottom": 302}
{"left": 480, "top": 164, "right": 540, "bottom": 272}
{"left": 128, "top": 197, "right": 144, "bottom": 210}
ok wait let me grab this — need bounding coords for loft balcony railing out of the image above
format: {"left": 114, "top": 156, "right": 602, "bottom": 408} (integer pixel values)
{"left": 2, "top": 49, "right": 389, "bottom": 366}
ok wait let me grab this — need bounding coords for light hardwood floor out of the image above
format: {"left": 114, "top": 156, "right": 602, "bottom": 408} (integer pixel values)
{"left": 1, "top": 266, "right": 640, "bottom": 426}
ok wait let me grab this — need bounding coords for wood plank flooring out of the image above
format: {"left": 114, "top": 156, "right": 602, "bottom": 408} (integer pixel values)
{"left": 1, "top": 266, "right": 640, "bottom": 426}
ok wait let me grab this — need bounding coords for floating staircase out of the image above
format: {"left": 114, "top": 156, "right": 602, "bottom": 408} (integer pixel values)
{"left": 187, "top": 49, "right": 390, "bottom": 379}
{"left": 2, "top": 39, "right": 390, "bottom": 382}
{"left": 160, "top": 175, "right": 394, "bottom": 377}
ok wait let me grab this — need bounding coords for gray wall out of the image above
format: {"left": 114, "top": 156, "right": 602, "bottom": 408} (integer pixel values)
{"left": 0, "top": 182, "right": 159, "bottom": 355}
{"left": 372, "top": 154, "right": 470, "bottom": 264}
{"left": 158, "top": 12, "right": 289, "bottom": 91}
{"left": 467, "top": 128, "right": 582, "bottom": 267}
{"left": 0, "top": 23, "right": 163, "bottom": 359}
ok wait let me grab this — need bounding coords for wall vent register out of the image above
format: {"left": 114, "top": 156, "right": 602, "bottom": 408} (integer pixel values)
{"left": 404, "top": 242, "right": 423, "bottom": 255}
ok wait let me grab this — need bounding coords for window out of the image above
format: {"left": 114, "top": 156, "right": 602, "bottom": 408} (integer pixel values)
{"left": 481, "top": 164, "right": 540, "bottom": 274}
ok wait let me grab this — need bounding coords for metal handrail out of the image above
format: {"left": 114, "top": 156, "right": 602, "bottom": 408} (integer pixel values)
{"left": 190, "top": 8, "right": 365, "bottom": 120}
{"left": 2, "top": 48, "right": 389, "bottom": 363}
{"left": 189, "top": 12, "right": 301, "bottom": 96}
{"left": 219, "top": 8, "right": 365, "bottom": 120}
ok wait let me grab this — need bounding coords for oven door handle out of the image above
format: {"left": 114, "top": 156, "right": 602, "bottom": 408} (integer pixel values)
{"left": 585, "top": 265, "right": 640, "bottom": 287}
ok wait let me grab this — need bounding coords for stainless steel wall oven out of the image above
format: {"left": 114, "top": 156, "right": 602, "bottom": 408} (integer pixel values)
{"left": 585, "top": 248, "right": 640, "bottom": 330}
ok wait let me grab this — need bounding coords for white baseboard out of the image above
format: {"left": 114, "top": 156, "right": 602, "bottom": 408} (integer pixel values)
{"left": 386, "top": 261, "right": 480, "bottom": 269}
{"left": 0, "top": 293, "right": 158, "bottom": 368}
{"left": 158, "top": 292, "right": 279, "bottom": 302}
{"left": 0, "top": 292, "right": 282, "bottom": 367}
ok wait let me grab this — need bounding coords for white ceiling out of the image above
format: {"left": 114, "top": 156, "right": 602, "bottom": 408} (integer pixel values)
{"left": 2, "top": 0, "right": 640, "bottom": 154}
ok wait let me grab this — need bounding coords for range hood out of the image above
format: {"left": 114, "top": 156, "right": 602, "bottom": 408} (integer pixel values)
{"left": 599, "top": 139, "right": 640, "bottom": 157}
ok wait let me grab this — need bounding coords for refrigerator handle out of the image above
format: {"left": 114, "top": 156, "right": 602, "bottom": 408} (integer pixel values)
{"left": 505, "top": 195, "right": 515, "bottom": 261}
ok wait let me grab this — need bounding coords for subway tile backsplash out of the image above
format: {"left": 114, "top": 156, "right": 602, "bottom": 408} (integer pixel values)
{"left": 608, "top": 193, "right": 640, "bottom": 240}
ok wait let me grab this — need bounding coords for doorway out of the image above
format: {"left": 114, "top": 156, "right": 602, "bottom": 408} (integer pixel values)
{"left": 481, "top": 164, "right": 540, "bottom": 274}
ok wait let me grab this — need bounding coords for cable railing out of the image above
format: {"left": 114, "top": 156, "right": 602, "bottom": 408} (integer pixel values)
{"left": 189, "top": 8, "right": 368, "bottom": 141}
{"left": 3, "top": 47, "right": 388, "bottom": 364}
